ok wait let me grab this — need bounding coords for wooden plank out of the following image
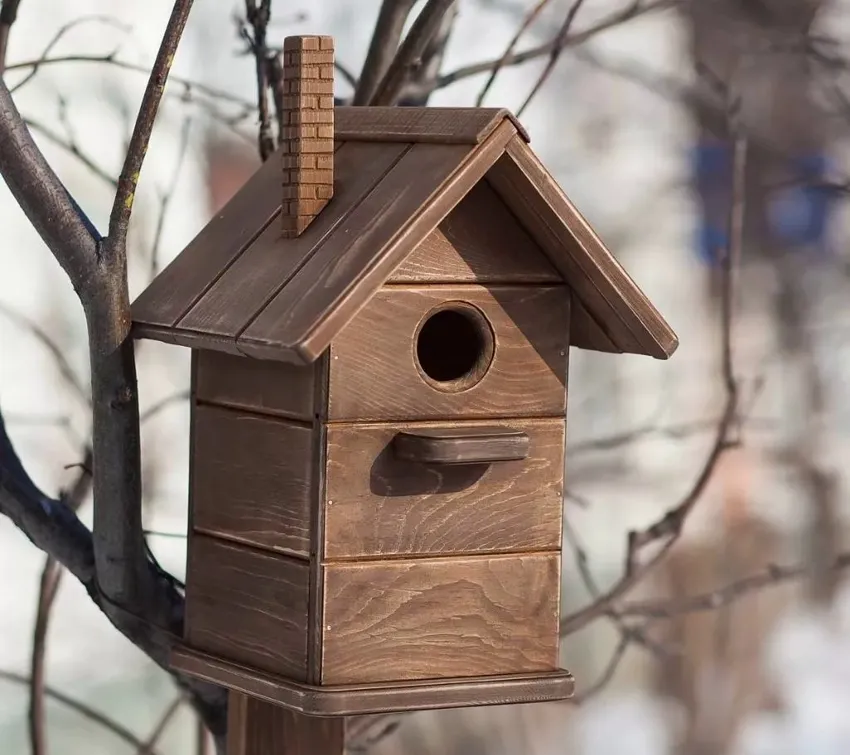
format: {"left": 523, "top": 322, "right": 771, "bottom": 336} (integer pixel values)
{"left": 392, "top": 426, "right": 531, "bottom": 465}
{"left": 486, "top": 138, "right": 678, "bottom": 359}
{"left": 323, "top": 418, "right": 565, "bottom": 559}
{"left": 307, "top": 354, "right": 330, "bottom": 684}
{"left": 177, "top": 141, "right": 410, "bottom": 341}
{"left": 389, "top": 181, "right": 561, "bottom": 284}
{"left": 321, "top": 552, "right": 561, "bottom": 684}
{"left": 240, "top": 119, "right": 517, "bottom": 364}
{"left": 192, "top": 405, "right": 313, "bottom": 556}
{"left": 131, "top": 144, "right": 282, "bottom": 330}
{"left": 334, "top": 106, "right": 528, "bottom": 144}
{"left": 227, "top": 692, "right": 345, "bottom": 755}
{"left": 570, "top": 291, "right": 621, "bottom": 354}
{"left": 172, "top": 646, "right": 575, "bottom": 716}
{"left": 326, "top": 285, "right": 569, "bottom": 422}
{"left": 185, "top": 534, "right": 310, "bottom": 680}
{"left": 195, "top": 350, "right": 317, "bottom": 421}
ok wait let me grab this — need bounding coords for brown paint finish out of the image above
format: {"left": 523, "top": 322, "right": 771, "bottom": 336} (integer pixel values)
{"left": 323, "top": 418, "right": 565, "bottom": 559}
{"left": 177, "top": 141, "right": 409, "bottom": 342}
{"left": 391, "top": 426, "right": 531, "bottom": 465}
{"left": 327, "top": 285, "right": 569, "bottom": 422}
{"left": 486, "top": 137, "right": 678, "bottom": 359}
{"left": 172, "top": 646, "right": 575, "bottom": 715}
{"left": 195, "top": 350, "right": 317, "bottom": 421}
{"left": 320, "top": 552, "right": 561, "bottom": 684}
{"left": 131, "top": 142, "right": 285, "bottom": 331}
{"left": 334, "top": 106, "right": 528, "bottom": 144}
{"left": 390, "top": 181, "right": 560, "bottom": 284}
{"left": 192, "top": 405, "right": 313, "bottom": 556}
{"left": 227, "top": 692, "right": 345, "bottom": 755}
{"left": 185, "top": 535, "right": 310, "bottom": 680}
{"left": 239, "top": 120, "right": 517, "bottom": 363}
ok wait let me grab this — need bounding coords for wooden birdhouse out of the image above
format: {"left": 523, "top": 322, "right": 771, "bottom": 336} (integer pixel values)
{"left": 131, "top": 35, "right": 677, "bottom": 718}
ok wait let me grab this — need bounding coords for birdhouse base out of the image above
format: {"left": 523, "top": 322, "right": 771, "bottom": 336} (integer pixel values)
{"left": 171, "top": 646, "right": 574, "bottom": 716}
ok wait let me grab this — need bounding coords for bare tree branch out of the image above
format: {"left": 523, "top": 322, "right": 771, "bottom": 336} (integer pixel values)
{"left": 370, "top": 0, "right": 459, "bottom": 106}
{"left": 517, "top": 0, "right": 588, "bottom": 117}
{"left": 353, "top": 0, "right": 417, "bottom": 105}
{"left": 108, "top": 0, "right": 193, "bottom": 246}
{"left": 240, "top": 0, "right": 274, "bottom": 161}
{"left": 398, "top": 3, "right": 459, "bottom": 105}
{"left": 138, "top": 696, "right": 184, "bottom": 755}
{"left": 0, "top": 77, "right": 98, "bottom": 293}
{"left": 0, "top": 669, "right": 155, "bottom": 752}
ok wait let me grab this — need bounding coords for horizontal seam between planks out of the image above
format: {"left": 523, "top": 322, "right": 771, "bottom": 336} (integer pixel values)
{"left": 192, "top": 396, "right": 314, "bottom": 423}
{"left": 321, "top": 545, "right": 563, "bottom": 565}
{"left": 324, "top": 414, "right": 566, "bottom": 428}
{"left": 193, "top": 528, "right": 311, "bottom": 562}
{"left": 234, "top": 142, "right": 416, "bottom": 347}
{"left": 195, "top": 399, "right": 314, "bottom": 427}
{"left": 193, "top": 530, "right": 313, "bottom": 565}
{"left": 320, "top": 549, "right": 561, "bottom": 568}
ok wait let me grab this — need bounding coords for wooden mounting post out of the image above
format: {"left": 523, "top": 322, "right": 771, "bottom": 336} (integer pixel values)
{"left": 227, "top": 692, "right": 345, "bottom": 755}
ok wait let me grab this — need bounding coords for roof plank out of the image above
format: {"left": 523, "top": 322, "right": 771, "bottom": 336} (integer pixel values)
{"left": 239, "top": 119, "right": 517, "bottom": 363}
{"left": 176, "top": 141, "right": 410, "bottom": 342}
{"left": 334, "top": 107, "right": 528, "bottom": 145}
{"left": 486, "top": 137, "right": 678, "bottom": 360}
{"left": 131, "top": 144, "right": 282, "bottom": 331}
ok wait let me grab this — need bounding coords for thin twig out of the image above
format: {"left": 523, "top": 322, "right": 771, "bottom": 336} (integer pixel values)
{"left": 108, "top": 0, "right": 194, "bottom": 246}
{"left": 476, "top": 0, "right": 555, "bottom": 106}
{"left": 24, "top": 116, "right": 117, "bottom": 187}
{"left": 149, "top": 115, "right": 192, "bottom": 281}
{"left": 140, "top": 391, "right": 189, "bottom": 424}
{"left": 354, "top": 0, "right": 417, "bottom": 105}
{"left": 437, "top": 0, "right": 675, "bottom": 89}
{"left": 7, "top": 15, "right": 130, "bottom": 91}
{"left": 560, "top": 111, "right": 746, "bottom": 639}
{"left": 242, "top": 0, "right": 274, "bottom": 161}
{"left": 370, "top": 0, "right": 459, "bottom": 106}
{"left": 0, "top": 669, "right": 153, "bottom": 752}
{"left": 0, "top": 302, "right": 89, "bottom": 403}
{"left": 570, "top": 634, "right": 630, "bottom": 705}
{"left": 138, "top": 696, "right": 183, "bottom": 755}
{"left": 517, "top": 0, "right": 588, "bottom": 116}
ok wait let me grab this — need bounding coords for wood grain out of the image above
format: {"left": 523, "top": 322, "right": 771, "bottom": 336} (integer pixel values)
{"left": 391, "top": 426, "right": 530, "bottom": 465}
{"left": 185, "top": 535, "right": 310, "bottom": 680}
{"left": 334, "top": 106, "right": 528, "bottom": 144}
{"left": 486, "top": 137, "right": 678, "bottom": 359}
{"left": 195, "top": 350, "right": 317, "bottom": 421}
{"left": 227, "top": 692, "right": 345, "bottom": 755}
{"left": 327, "top": 285, "right": 569, "bottom": 422}
{"left": 239, "top": 119, "right": 517, "bottom": 364}
{"left": 177, "top": 141, "right": 409, "bottom": 341}
{"left": 389, "top": 181, "right": 560, "bottom": 284}
{"left": 321, "top": 552, "right": 561, "bottom": 684}
{"left": 192, "top": 405, "right": 313, "bottom": 556}
{"left": 323, "top": 418, "right": 565, "bottom": 559}
{"left": 172, "top": 646, "right": 575, "bottom": 716}
{"left": 131, "top": 143, "right": 280, "bottom": 330}
{"left": 570, "top": 291, "right": 620, "bottom": 354}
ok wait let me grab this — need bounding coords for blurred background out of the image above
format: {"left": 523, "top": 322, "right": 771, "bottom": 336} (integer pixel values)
{"left": 3, "top": 0, "right": 850, "bottom": 752}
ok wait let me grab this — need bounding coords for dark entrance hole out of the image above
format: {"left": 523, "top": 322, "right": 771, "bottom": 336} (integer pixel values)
{"left": 414, "top": 304, "right": 494, "bottom": 391}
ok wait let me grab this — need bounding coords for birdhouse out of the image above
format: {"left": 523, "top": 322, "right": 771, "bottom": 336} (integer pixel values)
{"left": 131, "top": 35, "right": 677, "bottom": 717}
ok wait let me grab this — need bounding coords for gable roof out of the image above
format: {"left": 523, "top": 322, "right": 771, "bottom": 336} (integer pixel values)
{"left": 131, "top": 106, "right": 678, "bottom": 364}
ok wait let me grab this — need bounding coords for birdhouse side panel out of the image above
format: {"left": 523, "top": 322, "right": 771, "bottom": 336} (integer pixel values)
{"left": 322, "top": 417, "right": 565, "bottom": 559}
{"left": 319, "top": 552, "right": 561, "bottom": 685}
{"left": 185, "top": 534, "right": 311, "bottom": 681}
{"left": 191, "top": 405, "right": 314, "bottom": 557}
{"left": 194, "top": 349, "right": 318, "bottom": 421}
{"left": 327, "top": 285, "right": 569, "bottom": 422}
{"left": 389, "top": 181, "right": 561, "bottom": 284}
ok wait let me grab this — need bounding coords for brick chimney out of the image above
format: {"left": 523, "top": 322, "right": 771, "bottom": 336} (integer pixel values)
{"left": 281, "top": 35, "right": 334, "bottom": 238}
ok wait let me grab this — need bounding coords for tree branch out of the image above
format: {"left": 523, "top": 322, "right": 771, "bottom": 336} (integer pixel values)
{"left": 370, "top": 0, "right": 458, "bottom": 106}
{"left": 108, "top": 0, "right": 193, "bottom": 246}
{"left": 353, "top": 0, "right": 416, "bottom": 105}
{"left": 0, "top": 77, "right": 98, "bottom": 294}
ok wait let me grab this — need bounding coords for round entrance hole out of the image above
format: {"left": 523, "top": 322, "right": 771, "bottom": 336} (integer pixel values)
{"left": 414, "top": 303, "right": 494, "bottom": 392}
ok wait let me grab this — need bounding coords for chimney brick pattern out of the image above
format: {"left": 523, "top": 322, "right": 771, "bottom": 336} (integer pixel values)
{"left": 281, "top": 35, "right": 334, "bottom": 238}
